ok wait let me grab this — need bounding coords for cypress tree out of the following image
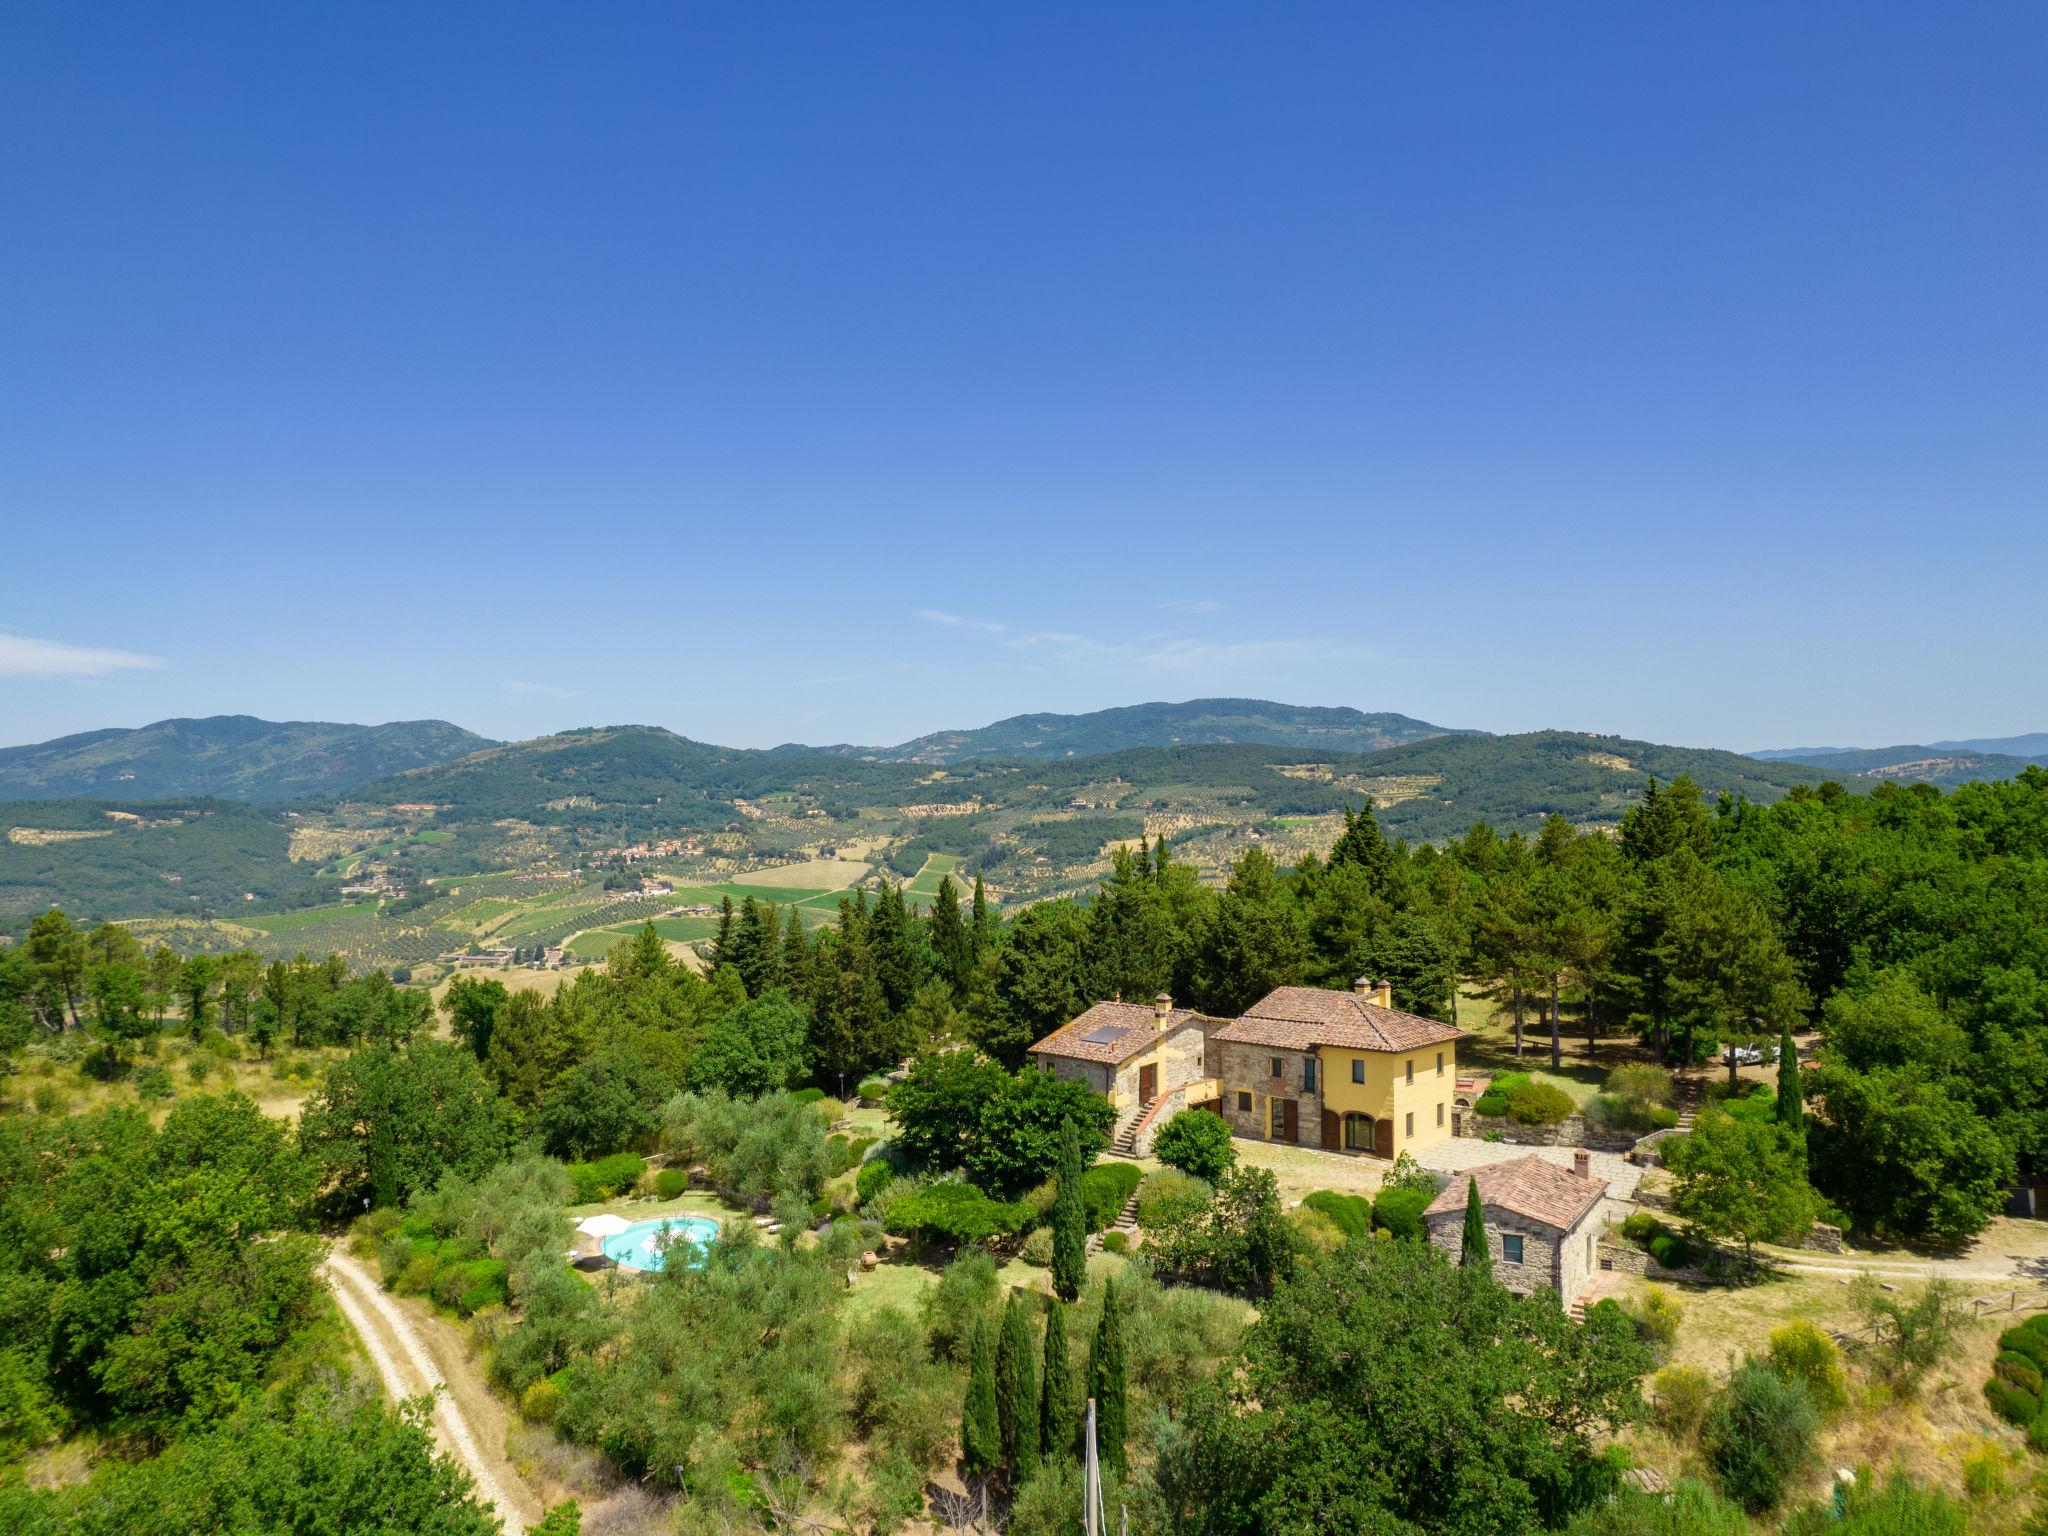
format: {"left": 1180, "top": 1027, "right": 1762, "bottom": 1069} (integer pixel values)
{"left": 711, "top": 896, "right": 735, "bottom": 964}
{"left": 781, "top": 914, "right": 812, "bottom": 998}
{"left": 961, "top": 1312, "right": 1001, "bottom": 1479}
{"left": 1459, "top": 1176, "right": 1489, "bottom": 1271}
{"left": 1039, "top": 1297, "right": 1075, "bottom": 1461}
{"left": 1775, "top": 1022, "right": 1803, "bottom": 1137}
{"left": 970, "top": 877, "right": 991, "bottom": 961}
{"left": 1051, "top": 1119, "right": 1087, "bottom": 1302}
{"left": 1152, "top": 834, "right": 1171, "bottom": 882}
{"left": 996, "top": 1291, "right": 1040, "bottom": 1474}
{"left": 930, "top": 873, "right": 970, "bottom": 993}
{"left": 1087, "top": 1279, "right": 1128, "bottom": 1481}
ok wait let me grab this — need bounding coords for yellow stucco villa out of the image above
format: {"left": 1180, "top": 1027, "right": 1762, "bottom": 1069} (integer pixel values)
{"left": 1206, "top": 979, "right": 1465, "bottom": 1157}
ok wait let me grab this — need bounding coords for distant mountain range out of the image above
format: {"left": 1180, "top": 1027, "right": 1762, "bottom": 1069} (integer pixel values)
{"left": 1750, "top": 733, "right": 2048, "bottom": 787}
{"left": 775, "top": 698, "right": 1468, "bottom": 763}
{"left": 0, "top": 716, "right": 495, "bottom": 802}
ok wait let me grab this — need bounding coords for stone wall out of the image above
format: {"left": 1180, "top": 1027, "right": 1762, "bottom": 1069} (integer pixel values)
{"left": 1427, "top": 1206, "right": 1599, "bottom": 1303}
{"left": 1628, "top": 1127, "right": 1687, "bottom": 1165}
{"left": 1209, "top": 1039, "right": 1324, "bottom": 1145}
{"left": 1803, "top": 1222, "right": 1845, "bottom": 1254}
{"left": 1462, "top": 1112, "right": 1638, "bottom": 1154}
{"left": 1593, "top": 1239, "right": 1710, "bottom": 1285}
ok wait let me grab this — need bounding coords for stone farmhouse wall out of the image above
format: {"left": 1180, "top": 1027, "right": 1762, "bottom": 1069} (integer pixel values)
{"left": 1209, "top": 1039, "right": 1325, "bottom": 1145}
{"left": 1427, "top": 1205, "right": 1600, "bottom": 1303}
{"left": 1038, "top": 1056, "right": 1116, "bottom": 1098}
{"left": 1112, "top": 1020, "right": 1209, "bottom": 1109}
{"left": 1461, "top": 1112, "right": 1638, "bottom": 1155}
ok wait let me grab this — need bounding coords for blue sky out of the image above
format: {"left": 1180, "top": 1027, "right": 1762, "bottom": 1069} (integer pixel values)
{"left": 3, "top": 4, "right": 2042, "bottom": 754}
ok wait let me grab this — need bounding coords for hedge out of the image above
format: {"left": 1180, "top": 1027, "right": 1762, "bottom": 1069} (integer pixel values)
{"left": 855, "top": 1157, "right": 898, "bottom": 1206}
{"left": 567, "top": 1152, "right": 647, "bottom": 1204}
{"left": 1995, "top": 1352, "right": 2043, "bottom": 1397}
{"left": 1372, "top": 1185, "right": 1434, "bottom": 1241}
{"left": 2000, "top": 1326, "right": 2048, "bottom": 1372}
{"left": 1302, "top": 1190, "right": 1371, "bottom": 1242}
{"left": 1472, "top": 1092, "right": 1509, "bottom": 1118}
{"left": 788, "top": 1087, "right": 826, "bottom": 1105}
{"left": 654, "top": 1168, "right": 689, "bottom": 1199}
{"left": 1080, "top": 1163, "right": 1144, "bottom": 1233}
{"left": 857, "top": 1078, "right": 891, "bottom": 1101}
{"left": 883, "top": 1180, "right": 1032, "bottom": 1244}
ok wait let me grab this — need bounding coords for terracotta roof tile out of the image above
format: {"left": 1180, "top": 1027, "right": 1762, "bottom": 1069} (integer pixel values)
{"left": 1029, "top": 1001, "right": 1204, "bottom": 1065}
{"left": 1209, "top": 986, "right": 1464, "bottom": 1054}
{"left": 1423, "top": 1155, "right": 1607, "bottom": 1232}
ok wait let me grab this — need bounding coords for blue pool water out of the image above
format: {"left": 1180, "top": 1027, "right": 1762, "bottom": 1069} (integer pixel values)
{"left": 600, "top": 1216, "right": 721, "bottom": 1272}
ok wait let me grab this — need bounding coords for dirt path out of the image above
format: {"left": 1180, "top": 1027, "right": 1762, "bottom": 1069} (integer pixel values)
{"left": 324, "top": 1247, "right": 538, "bottom": 1535}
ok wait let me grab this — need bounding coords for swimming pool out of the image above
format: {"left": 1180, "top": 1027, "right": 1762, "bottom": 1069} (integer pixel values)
{"left": 599, "top": 1215, "right": 721, "bottom": 1272}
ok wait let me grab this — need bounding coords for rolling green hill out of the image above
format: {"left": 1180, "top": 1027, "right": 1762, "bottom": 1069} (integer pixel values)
{"left": 0, "top": 715, "right": 494, "bottom": 802}
{"left": 1749, "top": 743, "right": 2046, "bottom": 785}
{"left": 779, "top": 697, "right": 1464, "bottom": 763}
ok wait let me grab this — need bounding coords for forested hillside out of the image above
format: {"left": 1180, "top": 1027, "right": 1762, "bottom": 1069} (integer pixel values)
{"left": 0, "top": 715, "right": 493, "bottom": 802}
{"left": 792, "top": 697, "right": 1464, "bottom": 763}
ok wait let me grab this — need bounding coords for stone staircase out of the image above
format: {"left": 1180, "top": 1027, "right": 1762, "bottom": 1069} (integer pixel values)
{"left": 1109, "top": 1090, "right": 1177, "bottom": 1159}
{"left": 1087, "top": 1186, "right": 1145, "bottom": 1255}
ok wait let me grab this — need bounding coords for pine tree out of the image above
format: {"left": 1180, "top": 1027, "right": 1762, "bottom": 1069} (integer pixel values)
{"left": 1039, "top": 1297, "right": 1075, "bottom": 1461}
{"left": 961, "top": 1312, "right": 1001, "bottom": 1479}
{"left": 869, "top": 883, "right": 918, "bottom": 1014}
{"left": 1328, "top": 798, "right": 1396, "bottom": 894}
{"left": 1459, "top": 1176, "right": 1490, "bottom": 1271}
{"left": 1152, "top": 834, "right": 1171, "bottom": 882}
{"left": 1087, "top": 1279, "right": 1127, "bottom": 1481}
{"left": 1775, "top": 1022, "right": 1803, "bottom": 1137}
{"left": 1134, "top": 837, "right": 1152, "bottom": 880}
{"left": 996, "top": 1291, "right": 1040, "bottom": 1474}
{"left": 1051, "top": 1119, "right": 1087, "bottom": 1302}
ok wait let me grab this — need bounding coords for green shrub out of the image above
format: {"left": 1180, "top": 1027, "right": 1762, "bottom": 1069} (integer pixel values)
{"left": 1651, "top": 1105, "right": 1680, "bottom": 1129}
{"left": 1079, "top": 1163, "right": 1143, "bottom": 1233}
{"left": 134, "top": 1065, "right": 172, "bottom": 1100}
{"left": 1020, "top": 1227, "right": 1055, "bottom": 1266}
{"left": 1620, "top": 1211, "right": 1662, "bottom": 1244}
{"left": 1703, "top": 1360, "right": 1820, "bottom": 1512}
{"left": 1135, "top": 1170, "right": 1213, "bottom": 1231}
{"left": 1371, "top": 1185, "right": 1433, "bottom": 1241}
{"left": 1993, "top": 1351, "right": 2042, "bottom": 1396}
{"left": 1767, "top": 1321, "right": 1848, "bottom": 1419}
{"left": 1102, "top": 1231, "right": 1129, "bottom": 1254}
{"left": 788, "top": 1087, "right": 826, "bottom": 1105}
{"left": 1651, "top": 1365, "right": 1715, "bottom": 1441}
{"left": 2030, "top": 1415, "right": 2048, "bottom": 1454}
{"left": 1625, "top": 1286, "right": 1685, "bottom": 1355}
{"left": 857, "top": 1077, "right": 890, "bottom": 1102}
{"left": 856, "top": 1157, "right": 898, "bottom": 1207}
{"left": 1472, "top": 1092, "right": 1509, "bottom": 1118}
{"left": 1506, "top": 1080, "right": 1575, "bottom": 1126}
{"left": 455, "top": 1259, "right": 509, "bottom": 1315}
{"left": 1984, "top": 1379, "right": 2040, "bottom": 1427}
{"left": 922, "top": 1248, "right": 998, "bottom": 1363}
{"left": 396, "top": 1253, "right": 439, "bottom": 1294}
{"left": 1999, "top": 1327, "right": 2048, "bottom": 1371}
{"left": 1301, "top": 1190, "right": 1371, "bottom": 1241}
{"left": 1605, "top": 1063, "right": 1674, "bottom": 1106}
{"left": 1648, "top": 1231, "right": 1696, "bottom": 1270}
{"left": 1150, "top": 1108, "right": 1237, "bottom": 1181}
{"left": 521, "top": 1377, "right": 561, "bottom": 1423}
{"left": 884, "top": 1181, "right": 1032, "bottom": 1244}
{"left": 1723, "top": 1086, "right": 1777, "bottom": 1125}
{"left": 1490, "top": 1071, "right": 1531, "bottom": 1097}
{"left": 567, "top": 1152, "right": 647, "bottom": 1205}
{"left": 1583, "top": 1093, "right": 1656, "bottom": 1134}
{"left": 654, "top": 1168, "right": 689, "bottom": 1199}
{"left": 813, "top": 1096, "right": 846, "bottom": 1126}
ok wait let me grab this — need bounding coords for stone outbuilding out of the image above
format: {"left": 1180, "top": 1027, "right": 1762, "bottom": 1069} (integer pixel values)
{"left": 1423, "top": 1151, "right": 1608, "bottom": 1305}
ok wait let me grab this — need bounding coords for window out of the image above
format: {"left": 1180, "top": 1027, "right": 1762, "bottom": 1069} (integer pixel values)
{"left": 1503, "top": 1234, "right": 1525, "bottom": 1264}
{"left": 1405, "top": 1059, "right": 1414, "bottom": 1085}
{"left": 1351, "top": 1059, "right": 1364, "bottom": 1084}
{"left": 1237, "top": 1091, "right": 1252, "bottom": 1113}
{"left": 1404, "top": 1112, "right": 1414, "bottom": 1137}
{"left": 1436, "top": 1051, "right": 1444, "bottom": 1076}
{"left": 1270, "top": 1056, "right": 1283, "bottom": 1080}
{"left": 1303, "top": 1057, "right": 1317, "bottom": 1091}
{"left": 1436, "top": 1102, "right": 1445, "bottom": 1126}
{"left": 1343, "top": 1113, "right": 1372, "bottom": 1151}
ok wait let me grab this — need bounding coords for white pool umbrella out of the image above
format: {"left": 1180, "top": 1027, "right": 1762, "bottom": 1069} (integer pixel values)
{"left": 576, "top": 1213, "right": 632, "bottom": 1239}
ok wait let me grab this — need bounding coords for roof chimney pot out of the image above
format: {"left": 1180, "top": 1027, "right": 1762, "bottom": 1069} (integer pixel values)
{"left": 1573, "top": 1149, "right": 1592, "bottom": 1181}
{"left": 1154, "top": 992, "right": 1172, "bottom": 1028}
{"left": 1353, "top": 976, "right": 1372, "bottom": 996}
{"left": 1373, "top": 979, "right": 1392, "bottom": 1009}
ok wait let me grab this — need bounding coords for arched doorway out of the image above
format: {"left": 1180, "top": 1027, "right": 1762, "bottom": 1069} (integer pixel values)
{"left": 1342, "top": 1112, "right": 1373, "bottom": 1152}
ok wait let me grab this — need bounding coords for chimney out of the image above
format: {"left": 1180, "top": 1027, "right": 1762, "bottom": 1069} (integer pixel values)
{"left": 1353, "top": 976, "right": 1372, "bottom": 997}
{"left": 1154, "top": 992, "right": 1172, "bottom": 1030}
{"left": 1373, "top": 979, "right": 1393, "bottom": 1009}
{"left": 1573, "top": 1149, "right": 1591, "bottom": 1180}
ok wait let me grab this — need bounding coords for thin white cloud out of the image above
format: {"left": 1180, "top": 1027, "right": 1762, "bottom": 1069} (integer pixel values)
{"left": 0, "top": 632, "right": 163, "bottom": 677}
{"left": 501, "top": 679, "right": 582, "bottom": 700}
{"left": 915, "top": 608, "right": 1008, "bottom": 634}
{"left": 1004, "top": 628, "right": 1349, "bottom": 674}
{"left": 1154, "top": 597, "right": 1222, "bottom": 615}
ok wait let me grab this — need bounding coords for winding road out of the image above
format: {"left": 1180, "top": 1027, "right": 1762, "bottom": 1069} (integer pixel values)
{"left": 323, "top": 1247, "right": 536, "bottom": 1535}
